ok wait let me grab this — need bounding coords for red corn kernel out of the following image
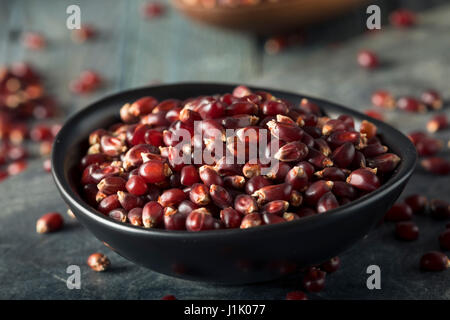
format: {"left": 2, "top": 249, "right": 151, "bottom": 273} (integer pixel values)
{"left": 23, "top": 32, "right": 46, "bottom": 50}
{"left": 314, "top": 167, "right": 346, "bottom": 181}
{"left": 421, "top": 157, "right": 450, "bottom": 175}
{"left": 439, "top": 229, "right": 450, "bottom": 251}
{"left": 274, "top": 141, "right": 308, "bottom": 162}
{"left": 139, "top": 160, "right": 172, "bottom": 183}
{"left": 234, "top": 194, "right": 258, "bottom": 215}
{"left": 142, "top": 2, "right": 165, "bottom": 19}
{"left": 420, "top": 252, "right": 449, "bottom": 272}
{"left": 128, "top": 208, "right": 143, "bottom": 226}
{"left": 264, "top": 36, "right": 288, "bottom": 55}
{"left": 407, "top": 131, "right": 427, "bottom": 146}
{"left": 346, "top": 168, "right": 380, "bottom": 191}
{"left": 223, "top": 175, "right": 246, "bottom": 190}
{"left": 7, "top": 160, "right": 28, "bottom": 175}
{"left": 143, "top": 201, "right": 164, "bottom": 228}
{"left": 252, "top": 183, "right": 292, "bottom": 205}
{"left": 359, "top": 120, "right": 377, "bottom": 139}
{"left": 126, "top": 175, "right": 148, "bottom": 196}
{"left": 189, "top": 183, "right": 211, "bottom": 206}
{"left": 117, "top": 191, "right": 142, "bottom": 211}
{"left": 261, "top": 100, "right": 288, "bottom": 116}
{"left": 286, "top": 291, "right": 308, "bottom": 300}
{"left": 322, "top": 119, "right": 347, "bottom": 136}
{"left": 284, "top": 166, "right": 308, "bottom": 191}
{"left": 265, "top": 162, "right": 292, "bottom": 181}
{"left": 97, "top": 176, "right": 127, "bottom": 195}
{"left": 186, "top": 208, "right": 214, "bottom": 232}
{"left": 210, "top": 184, "right": 232, "bottom": 209}
{"left": 261, "top": 200, "right": 289, "bottom": 216}
{"left": 108, "top": 208, "right": 127, "bottom": 223}
{"left": 299, "top": 98, "right": 321, "bottom": 116}
{"left": 303, "top": 267, "right": 326, "bottom": 292}
{"left": 371, "top": 90, "right": 395, "bottom": 109}
{"left": 7, "top": 145, "right": 28, "bottom": 161}
{"left": 161, "top": 295, "right": 177, "bottom": 300}
{"left": 71, "top": 24, "right": 96, "bottom": 43}
{"left": 240, "top": 213, "right": 263, "bottom": 229}
{"left": 429, "top": 199, "right": 450, "bottom": 220}
{"left": 283, "top": 212, "right": 300, "bottom": 221}
{"left": 267, "top": 120, "right": 303, "bottom": 142}
{"left": 164, "top": 209, "right": 188, "bottom": 231}
{"left": 220, "top": 208, "right": 242, "bottom": 229}
{"left": 306, "top": 148, "right": 334, "bottom": 169}
{"left": 181, "top": 165, "right": 200, "bottom": 186}
{"left": 43, "top": 158, "right": 52, "bottom": 173}
{"left": 396, "top": 96, "right": 426, "bottom": 113}
{"left": 366, "top": 153, "right": 401, "bottom": 173}
{"left": 321, "top": 257, "right": 340, "bottom": 273}
{"left": 304, "top": 180, "right": 334, "bottom": 206}
{"left": 36, "top": 212, "right": 63, "bottom": 233}
{"left": 87, "top": 253, "right": 111, "bottom": 272}
{"left": 262, "top": 213, "right": 285, "bottom": 225}
{"left": 415, "top": 138, "right": 443, "bottom": 157}
{"left": 317, "top": 192, "right": 339, "bottom": 213}
{"left": 245, "top": 175, "right": 272, "bottom": 195}
{"left": 233, "top": 85, "right": 252, "bottom": 98}
{"left": 242, "top": 161, "right": 262, "bottom": 179}
{"left": 364, "top": 109, "right": 385, "bottom": 121}
{"left": 331, "top": 142, "right": 355, "bottom": 169}
{"left": 390, "top": 9, "right": 416, "bottom": 28}
{"left": 427, "top": 114, "right": 448, "bottom": 133}
{"left": 385, "top": 203, "right": 413, "bottom": 222}
{"left": 421, "top": 89, "right": 442, "bottom": 110}
{"left": 404, "top": 194, "right": 427, "bottom": 214}
{"left": 30, "top": 125, "right": 53, "bottom": 142}
{"left": 199, "top": 165, "right": 223, "bottom": 187}
{"left": 332, "top": 181, "right": 357, "bottom": 200}
{"left": 395, "top": 221, "right": 419, "bottom": 241}
{"left": 158, "top": 188, "right": 187, "bottom": 207}
{"left": 357, "top": 50, "right": 379, "bottom": 69}
{"left": 98, "top": 194, "right": 121, "bottom": 214}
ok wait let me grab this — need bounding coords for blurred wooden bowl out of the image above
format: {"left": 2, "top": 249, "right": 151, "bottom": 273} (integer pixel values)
{"left": 172, "top": 0, "right": 367, "bottom": 34}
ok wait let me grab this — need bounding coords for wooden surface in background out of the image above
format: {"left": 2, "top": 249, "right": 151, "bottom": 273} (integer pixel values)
{"left": 0, "top": 0, "right": 449, "bottom": 299}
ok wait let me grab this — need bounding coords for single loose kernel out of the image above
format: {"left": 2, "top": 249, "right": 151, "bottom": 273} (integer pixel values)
{"left": 286, "top": 291, "right": 308, "bottom": 300}
{"left": 429, "top": 199, "right": 450, "bottom": 220}
{"left": 385, "top": 203, "right": 413, "bottom": 222}
{"left": 439, "top": 229, "right": 450, "bottom": 251}
{"left": 404, "top": 194, "right": 428, "bottom": 214}
{"left": 427, "top": 114, "right": 448, "bottom": 133}
{"left": 357, "top": 50, "right": 379, "bottom": 69}
{"left": 395, "top": 221, "right": 419, "bottom": 241}
{"left": 303, "top": 267, "right": 326, "bottom": 292}
{"left": 320, "top": 257, "right": 340, "bottom": 273}
{"left": 161, "top": 295, "right": 176, "bottom": 300}
{"left": 420, "top": 252, "right": 449, "bottom": 272}
{"left": 36, "top": 212, "right": 64, "bottom": 233}
{"left": 421, "top": 157, "right": 450, "bottom": 175}
{"left": 396, "top": 97, "right": 426, "bottom": 113}
{"left": 421, "top": 89, "right": 442, "bottom": 110}
{"left": 87, "top": 253, "right": 111, "bottom": 272}
{"left": 390, "top": 9, "right": 416, "bottom": 28}
{"left": 371, "top": 90, "right": 395, "bottom": 109}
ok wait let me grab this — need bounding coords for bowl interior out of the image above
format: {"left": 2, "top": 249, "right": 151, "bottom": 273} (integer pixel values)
{"left": 52, "top": 82, "right": 417, "bottom": 237}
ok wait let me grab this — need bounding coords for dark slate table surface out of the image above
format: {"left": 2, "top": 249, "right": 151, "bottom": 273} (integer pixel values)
{"left": 0, "top": 0, "right": 449, "bottom": 300}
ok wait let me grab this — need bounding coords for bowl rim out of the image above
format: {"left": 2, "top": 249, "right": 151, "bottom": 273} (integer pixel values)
{"left": 52, "top": 82, "right": 417, "bottom": 240}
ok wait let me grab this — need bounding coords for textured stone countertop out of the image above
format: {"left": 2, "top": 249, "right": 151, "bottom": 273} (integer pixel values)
{"left": 0, "top": 0, "right": 449, "bottom": 299}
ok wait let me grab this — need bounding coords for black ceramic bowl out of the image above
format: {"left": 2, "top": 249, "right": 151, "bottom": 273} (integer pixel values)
{"left": 52, "top": 83, "right": 417, "bottom": 284}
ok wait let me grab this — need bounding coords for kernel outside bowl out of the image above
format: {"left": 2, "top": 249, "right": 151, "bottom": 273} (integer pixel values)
{"left": 52, "top": 83, "right": 417, "bottom": 284}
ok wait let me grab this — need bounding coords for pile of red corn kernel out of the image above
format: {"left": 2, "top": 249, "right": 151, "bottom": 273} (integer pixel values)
{"left": 79, "top": 86, "right": 402, "bottom": 231}
{"left": 0, "top": 63, "right": 61, "bottom": 181}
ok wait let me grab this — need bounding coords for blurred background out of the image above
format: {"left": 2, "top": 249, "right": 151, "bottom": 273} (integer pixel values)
{"left": 0, "top": 0, "right": 449, "bottom": 299}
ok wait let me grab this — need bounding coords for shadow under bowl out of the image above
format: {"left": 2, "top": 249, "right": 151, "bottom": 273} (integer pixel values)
{"left": 52, "top": 83, "right": 417, "bottom": 284}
